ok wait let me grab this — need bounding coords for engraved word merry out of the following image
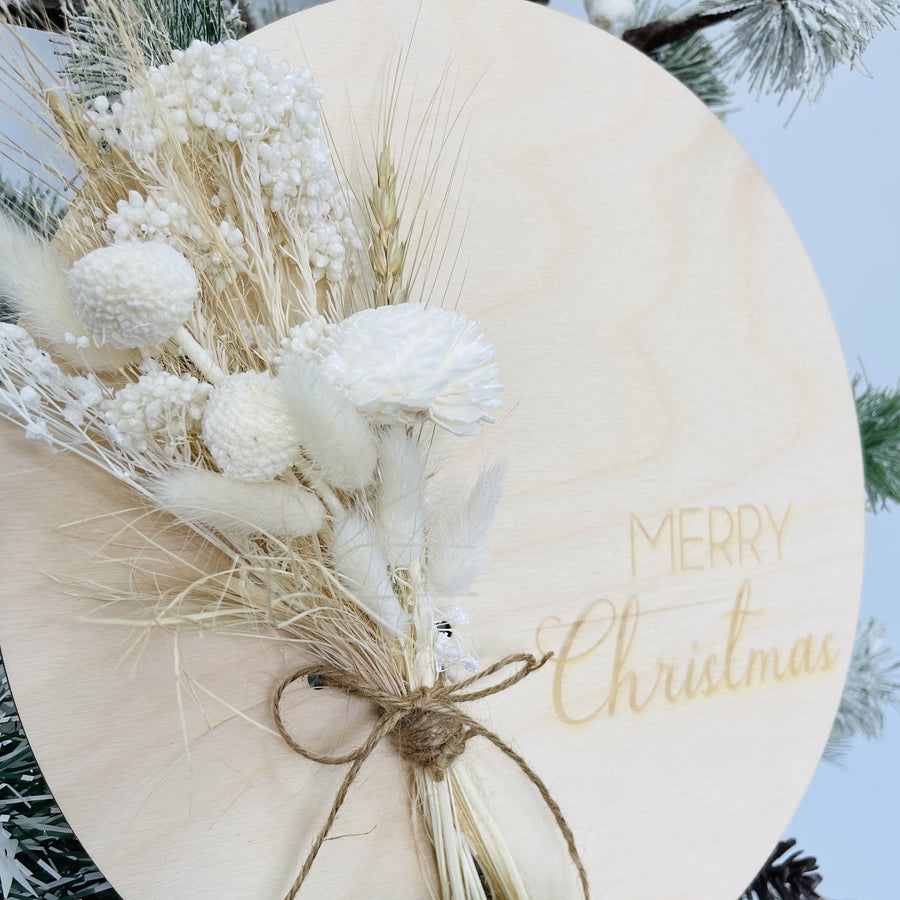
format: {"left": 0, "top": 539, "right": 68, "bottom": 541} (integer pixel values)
{"left": 630, "top": 503, "right": 791, "bottom": 576}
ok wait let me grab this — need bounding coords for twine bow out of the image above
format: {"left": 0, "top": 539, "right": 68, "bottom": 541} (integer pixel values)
{"left": 273, "top": 651, "right": 591, "bottom": 900}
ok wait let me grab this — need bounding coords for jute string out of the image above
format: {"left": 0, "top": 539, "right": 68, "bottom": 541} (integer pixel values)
{"left": 273, "top": 651, "right": 591, "bottom": 900}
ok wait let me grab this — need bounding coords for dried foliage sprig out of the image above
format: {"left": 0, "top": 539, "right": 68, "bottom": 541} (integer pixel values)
{"left": 0, "top": 3, "right": 586, "bottom": 898}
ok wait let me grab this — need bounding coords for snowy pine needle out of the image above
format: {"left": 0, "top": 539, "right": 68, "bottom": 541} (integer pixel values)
{"left": 0, "top": 654, "right": 113, "bottom": 899}
{"left": 712, "top": 0, "right": 900, "bottom": 100}
{"left": 823, "top": 618, "right": 900, "bottom": 765}
{"left": 854, "top": 374, "right": 900, "bottom": 511}
{"left": 634, "top": 0, "right": 733, "bottom": 115}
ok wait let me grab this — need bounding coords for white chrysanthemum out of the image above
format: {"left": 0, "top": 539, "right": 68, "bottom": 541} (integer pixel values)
{"left": 283, "top": 304, "right": 502, "bottom": 436}
{"left": 201, "top": 371, "right": 297, "bottom": 481}
{"left": 68, "top": 242, "right": 198, "bottom": 349}
{"left": 585, "top": 0, "right": 636, "bottom": 37}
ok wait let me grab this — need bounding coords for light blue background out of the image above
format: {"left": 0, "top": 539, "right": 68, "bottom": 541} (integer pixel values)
{"left": 725, "top": 30, "right": 900, "bottom": 900}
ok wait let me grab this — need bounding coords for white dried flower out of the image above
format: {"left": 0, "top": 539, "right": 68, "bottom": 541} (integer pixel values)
{"left": 102, "top": 191, "right": 249, "bottom": 292}
{"left": 85, "top": 40, "right": 358, "bottom": 282}
{"left": 282, "top": 303, "right": 502, "bottom": 436}
{"left": 105, "top": 191, "right": 190, "bottom": 244}
{"left": 68, "top": 242, "right": 198, "bottom": 349}
{"left": 0, "top": 212, "right": 135, "bottom": 371}
{"left": 0, "top": 323, "right": 105, "bottom": 449}
{"left": 434, "top": 608, "right": 478, "bottom": 676}
{"left": 585, "top": 0, "right": 636, "bottom": 37}
{"left": 102, "top": 369, "right": 211, "bottom": 455}
{"left": 201, "top": 370, "right": 297, "bottom": 481}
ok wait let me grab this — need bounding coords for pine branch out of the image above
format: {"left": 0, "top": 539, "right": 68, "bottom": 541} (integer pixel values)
{"left": 823, "top": 618, "right": 900, "bottom": 765}
{"left": 715, "top": 0, "right": 900, "bottom": 100}
{"left": 0, "top": 0, "right": 70, "bottom": 31}
{"left": 631, "top": 1, "right": 733, "bottom": 115}
{"left": 0, "top": 177, "right": 66, "bottom": 240}
{"left": 854, "top": 374, "right": 900, "bottom": 511}
{"left": 622, "top": 7, "right": 743, "bottom": 54}
{"left": 0, "top": 652, "right": 119, "bottom": 899}
{"left": 739, "top": 839, "right": 826, "bottom": 900}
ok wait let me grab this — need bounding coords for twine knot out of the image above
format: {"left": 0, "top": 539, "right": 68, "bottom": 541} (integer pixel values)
{"left": 393, "top": 702, "right": 469, "bottom": 779}
{"left": 273, "top": 651, "right": 590, "bottom": 900}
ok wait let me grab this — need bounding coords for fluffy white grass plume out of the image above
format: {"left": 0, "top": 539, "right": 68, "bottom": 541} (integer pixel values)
{"left": 331, "top": 510, "right": 410, "bottom": 636}
{"left": 374, "top": 427, "right": 427, "bottom": 569}
{"left": 278, "top": 355, "right": 377, "bottom": 491}
{"left": 0, "top": 214, "right": 136, "bottom": 371}
{"left": 426, "top": 464, "right": 505, "bottom": 596}
{"left": 151, "top": 468, "right": 326, "bottom": 537}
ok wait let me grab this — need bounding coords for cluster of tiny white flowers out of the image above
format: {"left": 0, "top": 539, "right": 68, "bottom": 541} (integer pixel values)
{"left": 84, "top": 40, "right": 357, "bottom": 282}
{"left": 101, "top": 368, "right": 211, "bottom": 456}
{"left": 101, "top": 191, "right": 249, "bottom": 292}
{"left": 277, "top": 315, "right": 332, "bottom": 365}
{"left": 434, "top": 607, "right": 478, "bottom": 676}
{"left": 105, "top": 191, "right": 190, "bottom": 244}
{"left": 0, "top": 323, "right": 104, "bottom": 445}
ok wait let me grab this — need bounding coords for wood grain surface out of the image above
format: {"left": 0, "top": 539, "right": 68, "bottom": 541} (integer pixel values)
{"left": 0, "top": 0, "right": 864, "bottom": 897}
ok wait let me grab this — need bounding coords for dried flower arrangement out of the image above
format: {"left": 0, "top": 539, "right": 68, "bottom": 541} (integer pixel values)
{"left": 0, "top": 2, "right": 587, "bottom": 897}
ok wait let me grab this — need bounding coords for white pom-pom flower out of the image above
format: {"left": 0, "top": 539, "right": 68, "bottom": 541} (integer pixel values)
{"left": 201, "top": 371, "right": 297, "bottom": 481}
{"left": 282, "top": 303, "right": 502, "bottom": 436}
{"left": 68, "top": 242, "right": 198, "bottom": 349}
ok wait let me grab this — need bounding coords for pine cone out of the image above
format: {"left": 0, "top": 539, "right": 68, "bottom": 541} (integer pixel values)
{"left": 740, "top": 839, "right": 826, "bottom": 900}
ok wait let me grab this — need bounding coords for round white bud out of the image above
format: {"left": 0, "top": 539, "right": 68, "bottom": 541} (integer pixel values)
{"left": 68, "top": 242, "right": 198, "bottom": 349}
{"left": 201, "top": 371, "right": 298, "bottom": 482}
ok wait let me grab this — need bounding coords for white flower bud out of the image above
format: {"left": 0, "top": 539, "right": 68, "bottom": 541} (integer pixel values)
{"left": 68, "top": 242, "right": 198, "bottom": 349}
{"left": 201, "top": 371, "right": 298, "bottom": 482}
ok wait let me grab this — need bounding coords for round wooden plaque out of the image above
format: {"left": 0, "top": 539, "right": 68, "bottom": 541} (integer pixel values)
{"left": 0, "top": 0, "right": 864, "bottom": 898}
